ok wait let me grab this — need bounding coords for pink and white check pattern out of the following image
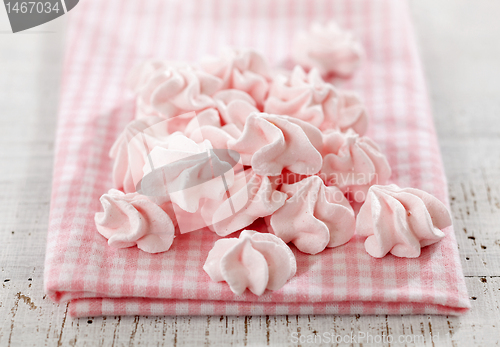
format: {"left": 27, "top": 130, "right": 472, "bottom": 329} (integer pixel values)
{"left": 44, "top": 0, "right": 470, "bottom": 317}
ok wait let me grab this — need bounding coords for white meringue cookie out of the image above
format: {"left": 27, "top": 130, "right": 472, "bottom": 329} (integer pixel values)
{"left": 228, "top": 112, "right": 323, "bottom": 176}
{"left": 320, "top": 129, "right": 391, "bottom": 202}
{"left": 268, "top": 176, "right": 355, "bottom": 254}
{"left": 356, "top": 184, "right": 452, "bottom": 258}
{"left": 130, "top": 60, "right": 223, "bottom": 119}
{"left": 292, "top": 21, "right": 364, "bottom": 77}
{"left": 203, "top": 230, "right": 296, "bottom": 295}
{"left": 95, "top": 189, "right": 175, "bottom": 253}
{"left": 201, "top": 48, "right": 273, "bottom": 106}
{"left": 201, "top": 168, "right": 287, "bottom": 236}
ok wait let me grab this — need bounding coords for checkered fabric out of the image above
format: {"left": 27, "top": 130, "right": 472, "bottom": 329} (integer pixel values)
{"left": 44, "top": 0, "right": 470, "bottom": 317}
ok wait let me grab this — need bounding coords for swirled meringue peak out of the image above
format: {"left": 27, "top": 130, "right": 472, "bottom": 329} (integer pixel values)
{"left": 201, "top": 168, "right": 287, "bottom": 237}
{"left": 325, "top": 90, "right": 368, "bottom": 135}
{"left": 110, "top": 116, "right": 175, "bottom": 193}
{"left": 201, "top": 48, "right": 273, "bottom": 106}
{"left": 228, "top": 112, "right": 323, "bottom": 176}
{"left": 95, "top": 189, "right": 176, "bottom": 253}
{"left": 141, "top": 134, "right": 236, "bottom": 214}
{"left": 130, "top": 60, "right": 223, "bottom": 119}
{"left": 321, "top": 130, "right": 391, "bottom": 202}
{"left": 110, "top": 113, "right": 221, "bottom": 193}
{"left": 264, "top": 66, "right": 337, "bottom": 128}
{"left": 356, "top": 184, "right": 452, "bottom": 258}
{"left": 292, "top": 21, "right": 364, "bottom": 77}
{"left": 213, "top": 89, "right": 259, "bottom": 130}
{"left": 264, "top": 66, "right": 368, "bottom": 134}
{"left": 203, "top": 230, "right": 297, "bottom": 295}
{"left": 268, "top": 176, "right": 355, "bottom": 254}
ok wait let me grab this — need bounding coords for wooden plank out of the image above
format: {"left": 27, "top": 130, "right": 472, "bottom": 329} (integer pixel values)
{"left": 1, "top": 277, "right": 498, "bottom": 346}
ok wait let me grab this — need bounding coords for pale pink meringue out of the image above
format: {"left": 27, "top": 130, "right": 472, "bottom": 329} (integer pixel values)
{"left": 213, "top": 89, "right": 259, "bottom": 130}
{"left": 188, "top": 123, "right": 241, "bottom": 150}
{"left": 110, "top": 113, "right": 222, "bottom": 193}
{"left": 323, "top": 90, "right": 368, "bottom": 135}
{"left": 201, "top": 48, "right": 273, "bottom": 106}
{"left": 130, "top": 60, "right": 223, "bottom": 119}
{"left": 110, "top": 116, "right": 172, "bottom": 193}
{"left": 203, "top": 229, "right": 296, "bottom": 295}
{"left": 356, "top": 184, "right": 452, "bottom": 258}
{"left": 142, "top": 135, "right": 235, "bottom": 213}
{"left": 321, "top": 130, "right": 391, "bottom": 202}
{"left": 201, "top": 168, "right": 287, "bottom": 236}
{"left": 292, "top": 21, "right": 364, "bottom": 77}
{"left": 228, "top": 112, "right": 323, "bottom": 176}
{"left": 95, "top": 189, "right": 175, "bottom": 253}
{"left": 268, "top": 176, "right": 355, "bottom": 254}
{"left": 264, "top": 66, "right": 368, "bottom": 134}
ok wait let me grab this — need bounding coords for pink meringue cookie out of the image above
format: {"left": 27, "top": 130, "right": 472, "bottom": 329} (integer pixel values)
{"left": 110, "top": 116, "right": 173, "bottom": 193}
{"left": 142, "top": 135, "right": 235, "bottom": 213}
{"left": 265, "top": 66, "right": 368, "bottom": 134}
{"left": 321, "top": 130, "right": 391, "bottom": 202}
{"left": 213, "top": 89, "right": 259, "bottom": 130}
{"left": 170, "top": 108, "right": 222, "bottom": 137}
{"left": 228, "top": 112, "right": 323, "bottom": 176}
{"left": 130, "top": 60, "right": 223, "bottom": 119}
{"left": 188, "top": 123, "right": 241, "bottom": 150}
{"left": 356, "top": 184, "right": 452, "bottom": 258}
{"left": 201, "top": 168, "right": 288, "bottom": 236}
{"left": 264, "top": 66, "right": 337, "bottom": 128}
{"left": 292, "top": 21, "right": 364, "bottom": 77}
{"left": 201, "top": 48, "right": 273, "bottom": 106}
{"left": 324, "top": 90, "right": 368, "bottom": 135}
{"left": 268, "top": 176, "right": 355, "bottom": 254}
{"left": 95, "top": 189, "right": 175, "bottom": 253}
{"left": 110, "top": 113, "right": 222, "bottom": 193}
{"left": 203, "top": 229, "right": 296, "bottom": 295}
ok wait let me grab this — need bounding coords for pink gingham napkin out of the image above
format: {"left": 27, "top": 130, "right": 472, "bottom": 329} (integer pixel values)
{"left": 44, "top": 0, "right": 470, "bottom": 317}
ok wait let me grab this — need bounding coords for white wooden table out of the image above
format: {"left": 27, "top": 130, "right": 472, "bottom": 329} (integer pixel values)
{"left": 1, "top": 0, "right": 499, "bottom": 345}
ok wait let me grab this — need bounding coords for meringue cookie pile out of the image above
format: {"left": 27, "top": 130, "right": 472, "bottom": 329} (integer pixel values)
{"left": 95, "top": 22, "right": 453, "bottom": 296}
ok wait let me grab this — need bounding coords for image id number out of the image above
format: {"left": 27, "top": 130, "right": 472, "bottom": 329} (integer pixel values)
{"left": 5, "top": 1, "right": 60, "bottom": 14}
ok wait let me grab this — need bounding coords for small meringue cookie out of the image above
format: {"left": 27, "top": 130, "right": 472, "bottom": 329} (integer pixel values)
{"left": 265, "top": 66, "right": 368, "bottom": 134}
{"left": 292, "top": 21, "right": 364, "bottom": 77}
{"left": 110, "top": 116, "right": 176, "bottom": 193}
{"left": 177, "top": 109, "right": 222, "bottom": 137}
{"left": 201, "top": 48, "right": 273, "bottom": 106}
{"left": 356, "top": 184, "right": 452, "bottom": 258}
{"left": 268, "top": 176, "right": 355, "bottom": 255}
{"left": 321, "top": 130, "right": 391, "bottom": 202}
{"left": 110, "top": 112, "right": 222, "bottom": 193}
{"left": 201, "top": 168, "right": 288, "bottom": 236}
{"left": 95, "top": 189, "right": 175, "bottom": 253}
{"left": 188, "top": 123, "right": 241, "bottom": 150}
{"left": 265, "top": 66, "right": 334, "bottom": 127}
{"left": 228, "top": 112, "right": 323, "bottom": 176}
{"left": 324, "top": 90, "right": 368, "bottom": 135}
{"left": 142, "top": 135, "right": 235, "bottom": 213}
{"left": 213, "top": 89, "right": 259, "bottom": 130}
{"left": 131, "top": 61, "right": 223, "bottom": 119}
{"left": 203, "top": 230, "right": 297, "bottom": 295}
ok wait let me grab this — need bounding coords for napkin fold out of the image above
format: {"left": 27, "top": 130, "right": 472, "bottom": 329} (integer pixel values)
{"left": 44, "top": 0, "right": 470, "bottom": 317}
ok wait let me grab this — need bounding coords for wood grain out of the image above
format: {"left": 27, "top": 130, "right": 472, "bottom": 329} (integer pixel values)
{"left": 1, "top": 0, "right": 500, "bottom": 345}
